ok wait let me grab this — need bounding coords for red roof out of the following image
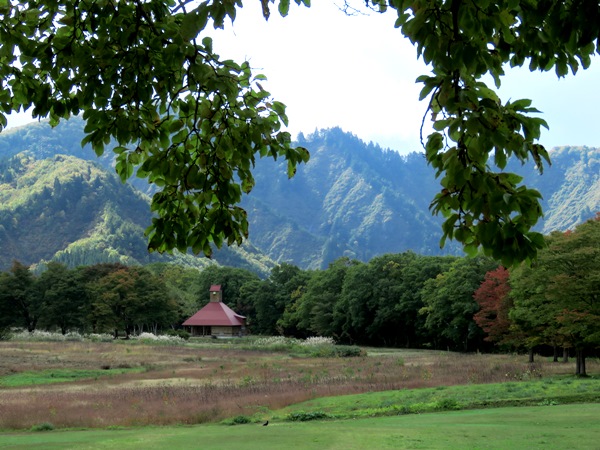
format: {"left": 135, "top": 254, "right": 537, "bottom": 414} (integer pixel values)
{"left": 183, "top": 301, "right": 245, "bottom": 327}
{"left": 210, "top": 285, "right": 221, "bottom": 291}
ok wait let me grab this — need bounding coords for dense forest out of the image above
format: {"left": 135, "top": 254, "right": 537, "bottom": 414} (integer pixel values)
{"left": 1, "top": 214, "right": 597, "bottom": 374}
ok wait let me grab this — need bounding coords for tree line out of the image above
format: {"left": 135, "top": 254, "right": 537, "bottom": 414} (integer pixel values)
{"left": 0, "top": 215, "right": 597, "bottom": 374}
{"left": 0, "top": 262, "right": 181, "bottom": 339}
{"left": 477, "top": 215, "right": 600, "bottom": 376}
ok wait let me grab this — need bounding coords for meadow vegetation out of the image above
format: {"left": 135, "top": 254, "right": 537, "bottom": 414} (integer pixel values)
{"left": 0, "top": 333, "right": 597, "bottom": 431}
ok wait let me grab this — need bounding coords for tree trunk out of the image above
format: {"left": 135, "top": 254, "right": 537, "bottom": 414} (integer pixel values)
{"left": 562, "top": 347, "right": 569, "bottom": 363}
{"left": 552, "top": 346, "right": 559, "bottom": 362}
{"left": 26, "top": 315, "right": 37, "bottom": 332}
{"left": 528, "top": 348, "right": 535, "bottom": 363}
{"left": 576, "top": 349, "right": 587, "bottom": 377}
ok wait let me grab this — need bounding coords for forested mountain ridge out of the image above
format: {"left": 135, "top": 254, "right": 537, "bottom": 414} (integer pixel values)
{"left": 0, "top": 120, "right": 598, "bottom": 271}
{"left": 0, "top": 152, "right": 274, "bottom": 274}
{"left": 516, "top": 146, "right": 599, "bottom": 234}
{"left": 245, "top": 128, "right": 461, "bottom": 267}
{"left": 0, "top": 153, "right": 148, "bottom": 269}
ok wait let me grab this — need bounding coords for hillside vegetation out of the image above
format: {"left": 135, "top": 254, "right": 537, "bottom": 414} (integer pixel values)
{"left": 0, "top": 120, "right": 598, "bottom": 270}
{"left": 0, "top": 151, "right": 274, "bottom": 274}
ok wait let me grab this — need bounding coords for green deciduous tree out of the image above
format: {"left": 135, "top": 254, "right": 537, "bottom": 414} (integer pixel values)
{"left": 508, "top": 255, "right": 562, "bottom": 360}
{"left": 547, "top": 217, "right": 600, "bottom": 375}
{"left": 420, "top": 256, "right": 498, "bottom": 351}
{"left": 280, "top": 257, "right": 356, "bottom": 338}
{"left": 510, "top": 215, "right": 600, "bottom": 374}
{"left": 88, "top": 265, "right": 177, "bottom": 338}
{"left": 146, "top": 262, "right": 202, "bottom": 323}
{"left": 37, "top": 262, "right": 87, "bottom": 334}
{"left": 0, "top": 269, "right": 19, "bottom": 334}
{"left": 391, "top": 253, "right": 457, "bottom": 347}
{"left": 240, "top": 263, "right": 308, "bottom": 335}
{"left": 4, "top": 0, "right": 596, "bottom": 264}
{"left": 0, "top": 261, "right": 41, "bottom": 332}
{"left": 333, "top": 253, "right": 454, "bottom": 347}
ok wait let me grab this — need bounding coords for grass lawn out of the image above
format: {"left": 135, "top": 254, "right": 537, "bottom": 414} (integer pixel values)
{"left": 0, "top": 368, "right": 145, "bottom": 387}
{"left": 276, "top": 377, "right": 600, "bottom": 419}
{"left": 1, "top": 403, "right": 599, "bottom": 449}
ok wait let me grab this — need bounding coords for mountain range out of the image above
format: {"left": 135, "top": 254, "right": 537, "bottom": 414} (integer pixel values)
{"left": 0, "top": 118, "right": 597, "bottom": 274}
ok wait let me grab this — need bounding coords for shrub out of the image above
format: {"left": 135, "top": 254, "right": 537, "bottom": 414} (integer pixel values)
{"left": 224, "top": 415, "right": 253, "bottom": 425}
{"left": 286, "top": 411, "right": 332, "bottom": 422}
{"left": 64, "top": 331, "right": 84, "bottom": 342}
{"left": 11, "top": 330, "right": 66, "bottom": 342}
{"left": 300, "top": 336, "right": 336, "bottom": 346}
{"left": 165, "top": 329, "right": 191, "bottom": 340}
{"left": 252, "top": 336, "right": 299, "bottom": 351}
{"left": 85, "top": 333, "right": 114, "bottom": 342}
{"left": 30, "top": 422, "right": 55, "bottom": 432}
{"left": 0, "top": 327, "right": 11, "bottom": 341}
{"left": 9, "top": 330, "right": 90, "bottom": 342}
{"left": 134, "top": 332, "right": 184, "bottom": 345}
{"left": 436, "top": 398, "right": 461, "bottom": 411}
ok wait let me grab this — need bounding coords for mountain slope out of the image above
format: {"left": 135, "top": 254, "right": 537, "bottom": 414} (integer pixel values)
{"left": 0, "top": 153, "right": 274, "bottom": 274}
{"left": 1, "top": 120, "right": 598, "bottom": 270}
{"left": 245, "top": 129, "right": 461, "bottom": 267}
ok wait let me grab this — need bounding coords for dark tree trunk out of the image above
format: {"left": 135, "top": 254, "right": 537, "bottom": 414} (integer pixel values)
{"left": 528, "top": 348, "right": 535, "bottom": 363}
{"left": 562, "top": 347, "right": 569, "bottom": 363}
{"left": 553, "top": 346, "right": 559, "bottom": 362}
{"left": 576, "top": 349, "right": 587, "bottom": 377}
{"left": 25, "top": 314, "right": 37, "bottom": 332}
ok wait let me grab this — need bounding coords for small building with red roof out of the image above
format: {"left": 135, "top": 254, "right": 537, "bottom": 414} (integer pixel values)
{"left": 182, "top": 285, "right": 246, "bottom": 337}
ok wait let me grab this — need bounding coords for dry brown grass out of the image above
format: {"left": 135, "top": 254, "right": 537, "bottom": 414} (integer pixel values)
{"left": 0, "top": 341, "right": 592, "bottom": 430}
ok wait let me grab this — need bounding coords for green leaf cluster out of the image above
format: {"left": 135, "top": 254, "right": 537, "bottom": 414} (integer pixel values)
{"left": 1, "top": 0, "right": 309, "bottom": 258}
{"left": 391, "top": 0, "right": 599, "bottom": 264}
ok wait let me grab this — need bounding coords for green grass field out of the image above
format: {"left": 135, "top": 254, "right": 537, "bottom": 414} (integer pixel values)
{"left": 2, "top": 403, "right": 599, "bottom": 449}
{"left": 0, "top": 368, "right": 145, "bottom": 387}
{"left": 277, "top": 377, "right": 600, "bottom": 419}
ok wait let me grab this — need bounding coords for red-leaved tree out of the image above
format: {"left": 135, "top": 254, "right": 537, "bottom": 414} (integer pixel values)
{"left": 473, "top": 266, "right": 512, "bottom": 345}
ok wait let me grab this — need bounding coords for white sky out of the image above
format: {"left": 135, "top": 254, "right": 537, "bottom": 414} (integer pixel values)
{"left": 7, "top": 2, "right": 600, "bottom": 154}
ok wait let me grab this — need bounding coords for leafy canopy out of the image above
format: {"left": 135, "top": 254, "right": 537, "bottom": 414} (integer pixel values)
{"left": 0, "top": 0, "right": 309, "bottom": 258}
{"left": 1, "top": 0, "right": 598, "bottom": 265}
{"left": 391, "top": 0, "right": 598, "bottom": 266}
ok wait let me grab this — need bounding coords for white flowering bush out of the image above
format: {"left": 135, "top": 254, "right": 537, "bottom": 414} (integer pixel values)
{"left": 134, "top": 332, "right": 184, "bottom": 345}
{"left": 64, "top": 331, "right": 85, "bottom": 342}
{"left": 252, "top": 336, "right": 299, "bottom": 350}
{"left": 300, "top": 336, "right": 336, "bottom": 346}
{"left": 10, "top": 330, "right": 79, "bottom": 342}
{"left": 10, "top": 329, "right": 115, "bottom": 343}
{"left": 85, "top": 333, "right": 114, "bottom": 342}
